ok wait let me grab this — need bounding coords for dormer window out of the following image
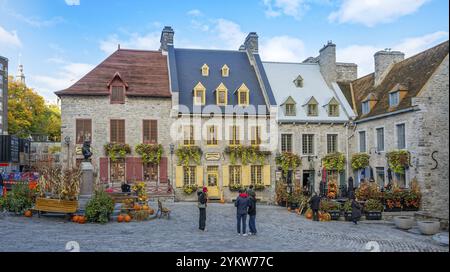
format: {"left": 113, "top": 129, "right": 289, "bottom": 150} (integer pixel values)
{"left": 193, "top": 82, "right": 206, "bottom": 105}
{"left": 111, "top": 85, "right": 125, "bottom": 104}
{"left": 221, "top": 64, "right": 229, "bottom": 77}
{"left": 285, "top": 103, "right": 296, "bottom": 116}
{"left": 327, "top": 97, "right": 340, "bottom": 117}
{"left": 237, "top": 83, "right": 249, "bottom": 106}
{"left": 294, "top": 75, "right": 303, "bottom": 88}
{"left": 362, "top": 101, "right": 370, "bottom": 115}
{"left": 216, "top": 83, "right": 228, "bottom": 105}
{"left": 201, "top": 64, "right": 209, "bottom": 76}
{"left": 389, "top": 91, "right": 400, "bottom": 107}
{"left": 305, "top": 97, "right": 318, "bottom": 116}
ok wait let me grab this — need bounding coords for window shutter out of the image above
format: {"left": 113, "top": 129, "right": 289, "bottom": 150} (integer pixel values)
{"left": 159, "top": 157, "right": 168, "bottom": 183}
{"left": 110, "top": 120, "right": 117, "bottom": 143}
{"left": 126, "top": 157, "right": 134, "bottom": 182}
{"left": 134, "top": 157, "right": 143, "bottom": 181}
{"left": 242, "top": 165, "right": 250, "bottom": 186}
{"left": 263, "top": 165, "right": 271, "bottom": 186}
{"left": 151, "top": 120, "right": 157, "bottom": 143}
{"left": 196, "top": 166, "right": 204, "bottom": 187}
{"left": 118, "top": 120, "right": 125, "bottom": 143}
{"left": 175, "top": 166, "right": 183, "bottom": 188}
{"left": 222, "top": 165, "right": 229, "bottom": 187}
{"left": 99, "top": 157, "right": 109, "bottom": 183}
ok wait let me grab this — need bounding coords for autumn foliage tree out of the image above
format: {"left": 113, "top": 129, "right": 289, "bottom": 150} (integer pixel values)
{"left": 7, "top": 77, "right": 61, "bottom": 141}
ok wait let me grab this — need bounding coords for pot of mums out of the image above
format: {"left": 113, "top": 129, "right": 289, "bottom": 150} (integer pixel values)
{"left": 364, "top": 199, "right": 383, "bottom": 220}
{"left": 384, "top": 188, "right": 403, "bottom": 212}
{"left": 320, "top": 199, "right": 341, "bottom": 220}
{"left": 402, "top": 178, "right": 421, "bottom": 211}
{"left": 342, "top": 200, "right": 353, "bottom": 221}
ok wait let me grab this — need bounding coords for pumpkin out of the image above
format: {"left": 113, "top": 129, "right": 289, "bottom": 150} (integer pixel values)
{"left": 78, "top": 216, "right": 86, "bottom": 224}
{"left": 117, "top": 214, "right": 124, "bottom": 223}
{"left": 24, "top": 210, "right": 32, "bottom": 217}
{"left": 72, "top": 215, "right": 80, "bottom": 223}
{"left": 124, "top": 215, "right": 132, "bottom": 223}
{"left": 305, "top": 209, "right": 313, "bottom": 220}
{"left": 142, "top": 205, "right": 149, "bottom": 211}
{"left": 148, "top": 208, "right": 154, "bottom": 215}
{"left": 134, "top": 204, "right": 141, "bottom": 211}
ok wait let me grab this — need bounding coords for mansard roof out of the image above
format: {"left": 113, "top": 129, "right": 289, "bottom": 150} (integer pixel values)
{"left": 55, "top": 49, "right": 171, "bottom": 98}
{"left": 343, "top": 40, "right": 449, "bottom": 121}
{"left": 167, "top": 46, "right": 276, "bottom": 114}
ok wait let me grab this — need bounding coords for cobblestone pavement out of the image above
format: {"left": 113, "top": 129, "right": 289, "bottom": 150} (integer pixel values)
{"left": 0, "top": 202, "right": 448, "bottom": 252}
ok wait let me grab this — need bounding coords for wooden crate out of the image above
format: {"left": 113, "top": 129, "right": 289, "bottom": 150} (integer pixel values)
{"left": 35, "top": 198, "right": 78, "bottom": 214}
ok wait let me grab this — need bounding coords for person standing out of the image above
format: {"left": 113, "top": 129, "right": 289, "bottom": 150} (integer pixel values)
{"left": 309, "top": 192, "right": 321, "bottom": 221}
{"left": 351, "top": 196, "right": 362, "bottom": 225}
{"left": 248, "top": 193, "right": 257, "bottom": 235}
{"left": 246, "top": 184, "right": 256, "bottom": 199}
{"left": 235, "top": 188, "right": 250, "bottom": 236}
{"left": 197, "top": 187, "right": 208, "bottom": 232}
{"left": 0, "top": 169, "right": 4, "bottom": 197}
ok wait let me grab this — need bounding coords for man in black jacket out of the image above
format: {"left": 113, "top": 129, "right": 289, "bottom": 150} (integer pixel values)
{"left": 248, "top": 194, "right": 257, "bottom": 235}
{"left": 197, "top": 187, "right": 208, "bottom": 231}
{"left": 309, "top": 192, "right": 321, "bottom": 221}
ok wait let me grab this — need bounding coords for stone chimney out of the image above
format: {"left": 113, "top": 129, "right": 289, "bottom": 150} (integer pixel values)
{"left": 243, "top": 32, "right": 258, "bottom": 53}
{"left": 317, "top": 41, "right": 337, "bottom": 85}
{"left": 160, "top": 26, "right": 174, "bottom": 52}
{"left": 374, "top": 49, "right": 404, "bottom": 86}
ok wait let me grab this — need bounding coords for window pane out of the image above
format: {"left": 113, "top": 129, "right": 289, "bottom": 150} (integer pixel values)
{"left": 251, "top": 165, "right": 263, "bottom": 185}
{"left": 183, "top": 166, "right": 196, "bottom": 185}
{"left": 376, "top": 167, "right": 385, "bottom": 188}
{"left": 111, "top": 86, "right": 124, "bottom": 103}
{"left": 76, "top": 119, "right": 92, "bottom": 144}
{"left": 281, "top": 134, "right": 292, "bottom": 152}
{"left": 359, "top": 131, "right": 366, "bottom": 152}
{"left": 397, "top": 124, "right": 406, "bottom": 149}
{"left": 327, "top": 134, "right": 337, "bottom": 153}
{"left": 230, "top": 166, "right": 241, "bottom": 185}
{"left": 376, "top": 128, "right": 384, "bottom": 152}
{"left": 302, "top": 134, "right": 314, "bottom": 155}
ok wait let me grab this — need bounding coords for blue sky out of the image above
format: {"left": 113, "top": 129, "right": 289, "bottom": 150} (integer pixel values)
{"left": 0, "top": 0, "right": 448, "bottom": 103}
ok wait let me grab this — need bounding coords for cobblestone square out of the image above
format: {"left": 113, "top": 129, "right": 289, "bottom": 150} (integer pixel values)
{"left": 0, "top": 202, "right": 447, "bottom": 252}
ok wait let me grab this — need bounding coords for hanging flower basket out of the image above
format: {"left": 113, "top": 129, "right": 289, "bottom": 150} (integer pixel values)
{"left": 322, "top": 152, "right": 346, "bottom": 172}
{"left": 275, "top": 152, "right": 302, "bottom": 174}
{"left": 176, "top": 146, "right": 203, "bottom": 166}
{"left": 135, "top": 144, "right": 164, "bottom": 164}
{"left": 183, "top": 184, "right": 198, "bottom": 195}
{"left": 351, "top": 153, "right": 370, "bottom": 170}
{"left": 224, "top": 146, "right": 271, "bottom": 165}
{"left": 104, "top": 143, "right": 131, "bottom": 162}
{"left": 386, "top": 150, "right": 410, "bottom": 174}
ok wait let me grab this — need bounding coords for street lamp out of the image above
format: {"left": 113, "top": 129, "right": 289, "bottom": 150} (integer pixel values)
{"left": 169, "top": 143, "right": 175, "bottom": 190}
{"left": 64, "top": 136, "right": 70, "bottom": 169}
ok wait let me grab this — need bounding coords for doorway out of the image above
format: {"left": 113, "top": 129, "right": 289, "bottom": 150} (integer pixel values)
{"left": 302, "top": 170, "right": 315, "bottom": 195}
{"left": 206, "top": 166, "right": 220, "bottom": 198}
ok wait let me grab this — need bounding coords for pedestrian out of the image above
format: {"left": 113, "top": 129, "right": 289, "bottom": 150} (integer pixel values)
{"left": 248, "top": 193, "right": 257, "bottom": 235}
{"left": 348, "top": 177, "right": 355, "bottom": 200}
{"left": 309, "top": 192, "right": 321, "bottom": 221}
{"left": 351, "top": 196, "right": 362, "bottom": 225}
{"left": 0, "top": 169, "right": 4, "bottom": 197}
{"left": 246, "top": 184, "right": 256, "bottom": 198}
{"left": 235, "top": 188, "right": 250, "bottom": 236}
{"left": 197, "top": 187, "right": 208, "bottom": 232}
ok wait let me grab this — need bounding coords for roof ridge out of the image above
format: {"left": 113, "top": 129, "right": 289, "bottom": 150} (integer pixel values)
{"left": 398, "top": 40, "right": 449, "bottom": 64}
{"left": 118, "top": 48, "right": 161, "bottom": 53}
{"left": 175, "top": 48, "right": 245, "bottom": 53}
{"left": 262, "top": 61, "right": 318, "bottom": 65}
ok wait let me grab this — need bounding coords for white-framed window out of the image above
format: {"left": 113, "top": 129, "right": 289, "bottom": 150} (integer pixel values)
{"left": 376, "top": 127, "right": 384, "bottom": 152}
{"left": 362, "top": 101, "right": 370, "bottom": 114}
{"left": 302, "top": 134, "right": 314, "bottom": 155}
{"left": 327, "top": 134, "right": 338, "bottom": 154}
{"left": 229, "top": 166, "right": 241, "bottom": 185}
{"left": 359, "top": 131, "right": 366, "bottom": 153}
{"left": 389, "top": 92, "right": 400, "bottom": 107}
{"left": 281, "top": 134, "right": 293, "bottom": 153}
{"left": 285, "top": 103, "right": 296, "bottom": 116}
{"left": 183, "top": 166, "right": 196, "bottom": 186}
{"left": 251, "top": 165, "right": 263, "bottom": 185}
{"left": 396, "top": 123, "right": 406, "bottom": 149}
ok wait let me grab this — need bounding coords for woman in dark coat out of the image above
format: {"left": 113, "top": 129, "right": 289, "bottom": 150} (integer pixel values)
{"left": 351, "top": 196, "right": 362, "bottom": 225}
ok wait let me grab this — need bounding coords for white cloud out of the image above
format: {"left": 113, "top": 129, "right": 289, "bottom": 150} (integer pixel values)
{"left": 329, "top": 0, "right": 430, "bottom": 27}
{"left": 260, "top": 36, "right": 306, "bottom": 62}
{"left": 99, "top": 32, "right": 161, "bottom": 54}
{"left": 190, "top": 20, "right": 210, "bottom": 32}
{"left": 262, "top": 0, "right": 310, "bottom": 20}
{"left": 337, "top": 31, "right": 449, "bottom": 76}
{"left": 31, "top": 62, "right": 94, "bottom": 102}
{"left": 187, "top": 9, "right": 203, "bottom": 17}
{"left": 0, "top": 25, "right": 22, "bottom": 48}
{"left": 214, "top": 19, "right": 246, "bottom": 48}
{"left": 65, "top": 0, "right": 80, "bottom": 6}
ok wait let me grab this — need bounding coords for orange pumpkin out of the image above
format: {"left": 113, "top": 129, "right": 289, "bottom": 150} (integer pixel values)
{"left": 72, "top": 215, "right": 80, "bottom": 223}
{"left": 287, "top": 207, "right": 291, "bottom": 212}
{"left": 117, "top": 214, "right": 124, "bottom": 223}
{"left": 134, "top": 204, "right": 141, "bottom": 211}
{"left": 124, "top": 215, "right": 131, "bottom": 223}
{"left": 142, "top": 205, "right": 149, "bottom": 211}
{"left": 24, "top": 210, "right": 32, "bottom": 217}
{"left": 305, "top": 209, "right": 313, "bottom": 220}
{"left": 79, "top": 216, "right": 86, "bottom": 224}
{"left": 148, "top": 208, "right": 154, "bottom": 215}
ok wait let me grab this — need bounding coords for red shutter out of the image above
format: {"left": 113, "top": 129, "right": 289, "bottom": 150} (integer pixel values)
{"left": 151, "top": 120, "right": 158, "bottom": 143}
{"left": 159, "top": 157, "right": 168, "bottom": 183}
{"left": 99, "top": 157, "right": 109, "bottom": 183}
{"left": 126, "top": 157, "right": 135, "bottom": 182}
{"left": 134, "top": 157, "right": 143, "bottom": 181}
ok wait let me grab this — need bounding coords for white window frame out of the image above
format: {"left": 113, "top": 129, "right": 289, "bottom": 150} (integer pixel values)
{"left": 362, "top": 101, "right": 370, "bottom": 115}
{"left": 358, "top": 130, "right": 367, "bottom": 153}
{"left": 374, "top": 126, "right": 385, "bottom": 153}
{"left": 394, "top": 121, "right": 407, "bottom": 150}
{"left": 301, "top": 133, "right": 316, "bottom": 156}
{"left": 280, "top": 133, "right": 294, "bottom": 153}
{"left": 389, "top": 92, "right": 400, "bottom": 107}
{"left": 326, "top": 133, "right": 339, "bottom": 154}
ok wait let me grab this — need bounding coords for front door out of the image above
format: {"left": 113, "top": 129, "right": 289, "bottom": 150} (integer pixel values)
{"left": 206, "top": 166, "right": 220, "bottom": 198}
{"left": 303, "top": 170, "right": 315, "bottom": 194}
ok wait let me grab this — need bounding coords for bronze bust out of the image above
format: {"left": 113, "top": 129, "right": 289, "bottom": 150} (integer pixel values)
{"left": 82, "top": 140, "right": 92, "bottom": 161}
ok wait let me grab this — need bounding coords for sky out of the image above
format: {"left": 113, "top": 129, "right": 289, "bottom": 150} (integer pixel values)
{"left": 0, "top": 0, "right": 448, "bottom": 103}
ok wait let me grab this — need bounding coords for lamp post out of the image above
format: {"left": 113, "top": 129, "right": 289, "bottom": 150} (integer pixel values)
{"left": 169, "top": 143, "right": 175, "bottom": 190}
{"left": 64, "top": 136, "right": 70, "bottom": 169}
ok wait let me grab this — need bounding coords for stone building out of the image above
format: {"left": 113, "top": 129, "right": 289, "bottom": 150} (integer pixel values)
{"left": 339, "top": 41, "right": 449, "bottom": 221}
{"left": 263, "top": 41, "right": 357, "bottom": 196}
{"left": 163, "top": 27, "right": 278, "bottom": 202}
{"left": 55, "top": 48, "right": 174, "bottom": 197}
{"left": 0, "top": 55, "right": 7, "bottom": 135}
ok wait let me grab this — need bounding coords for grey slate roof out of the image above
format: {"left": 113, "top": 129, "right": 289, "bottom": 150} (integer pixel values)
{"left": 168, "top": 46, "right": 274, "bottom": 114}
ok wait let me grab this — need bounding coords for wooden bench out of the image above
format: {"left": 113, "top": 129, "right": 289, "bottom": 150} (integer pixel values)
{"left": 156, "top": 199, "right": 171, "bottom": 219}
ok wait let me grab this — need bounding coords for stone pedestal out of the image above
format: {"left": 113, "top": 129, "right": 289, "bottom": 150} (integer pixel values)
{"left": 79, "top": 161, "right": 94, "bottom": 211}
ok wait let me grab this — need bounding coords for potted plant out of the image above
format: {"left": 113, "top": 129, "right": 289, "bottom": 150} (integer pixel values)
{"left": 104, "top": 143, "right": 132, "bottom": 162}
{"left": 384, "top": 188, "right": 403, "bottom": 212}
{"left": 320, "top": 199, "right": 341, "bottom": 220}
{"left": 183, "top": 184, "right": 198, "bottom": 195}
{"left": 402, "top": 178, "right": 421, "bottom": 211}
{"left": 2, "top": 183, "right": 35, "bottom": 216}
{"left": 342, "top": 200, "right": 353, "bottom": 221}
{"left": 364, "top": 199, "right": 383, "bottom": 220}
{"left": 356, "top": 181, "right": 381, "bottom": 201}
{"left": 275, "top": 181, "right": 288, "bottom": 207}
{"left": 85, "top": 190, "right": 114, "bottom": 224}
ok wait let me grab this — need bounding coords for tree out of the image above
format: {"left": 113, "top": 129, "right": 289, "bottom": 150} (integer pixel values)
{"left": 7, "top": 77, "right": 61, "bottom": 141}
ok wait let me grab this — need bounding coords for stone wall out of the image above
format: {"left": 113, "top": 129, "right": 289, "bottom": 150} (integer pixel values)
{"left": 60, "top": 95, "right": 173, "bottom": 183}
{"left": 336, "top": 63, "right": 358, "bottom": 82}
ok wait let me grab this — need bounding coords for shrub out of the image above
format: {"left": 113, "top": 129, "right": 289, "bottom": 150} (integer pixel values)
{"left": 85, "top": 190, "right": 114, "bottom": 224}
{"left": 356, "top": 181, "right": 381, "bottom": 201}
{"left": 275, "top": 181, "right": 288, "bottom": 203}
{"left": 320, "top": 199, "right": 340, "bottom": 212}
{"left": 183, "top": 184, "right": 198, "bottom": 195}
{"left": 3, "top": 183, "right": 35, "bottom": 215}
{"left": 364, "top": 199, "right": 383, "bottom": 212}
{"left": 343, "top": 200, "right": 352, "bottom": 212}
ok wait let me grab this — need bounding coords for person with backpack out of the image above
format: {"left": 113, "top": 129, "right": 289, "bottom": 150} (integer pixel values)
{"left": 197, "top": 187, "right": 208, "bottom": 232}
{"left": 235, "top": 188, "right": 250, "bottom": 236}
